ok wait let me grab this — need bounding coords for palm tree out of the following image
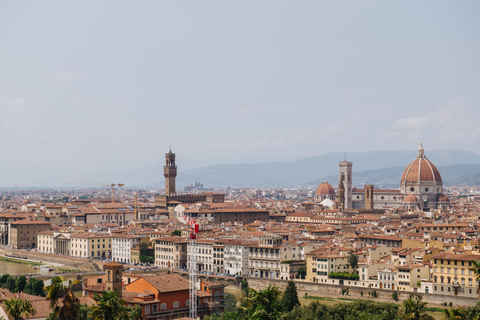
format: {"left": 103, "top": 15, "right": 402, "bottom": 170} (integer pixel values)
{"left": 90, "top": 291, "right": 129, "bottom": 320}
{"left": 239, "top": 285, "right": 284, "bottom": 320}
{"left": 400, "top": 294, "right": 434, "bottom": 320}
{"left": 2, "top": 298, "right": 36, "bottom": 320}
{"left": 444, "top": 307, "right": 468, "bottom": 320}
{"left": 45, "top": 276, "right": 80, "bottom": 320}
{"left": 469, "top": 260, "right": 480, "bottom": 296}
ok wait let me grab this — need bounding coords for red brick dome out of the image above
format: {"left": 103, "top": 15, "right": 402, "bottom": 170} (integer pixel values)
{"left": 401, "top": 143, "right": 442, "bottom": 184}
{"left": 403, "top": 194, "right": 418, "bottom": 203}
{"left": 315, "top": 182, "right": 335, "bottom": 195}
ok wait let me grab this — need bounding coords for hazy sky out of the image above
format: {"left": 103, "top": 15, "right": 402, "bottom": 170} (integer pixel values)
{"left": 1, "top": 1, "right": 479, "bottom": 187}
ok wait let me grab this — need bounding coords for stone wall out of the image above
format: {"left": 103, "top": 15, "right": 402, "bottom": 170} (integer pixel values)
{"left": 246, "top": 277, "right": 480, "bottom": 307}
{"left": 0, "top": 247, "right": 100, "bottom": 272}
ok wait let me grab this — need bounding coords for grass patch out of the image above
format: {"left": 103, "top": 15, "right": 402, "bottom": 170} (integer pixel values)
{"left": 0, "top": 256, "right": 42, "bottom": 266}
{"left": 426, "top": 307, "right": 445, "bottom": 312}
{"left": 337, "top": 297, "right": 354, "bottom": 301}
{"left": 57, "top": 268, "right": 80, "bottom": 273}
{"left": 303, "top": 294, "right": 335, "bottom": 301}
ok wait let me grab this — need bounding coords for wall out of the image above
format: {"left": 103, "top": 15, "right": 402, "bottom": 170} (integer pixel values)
{"left": 246, "top": 277, "right": 480, "bottom": 307}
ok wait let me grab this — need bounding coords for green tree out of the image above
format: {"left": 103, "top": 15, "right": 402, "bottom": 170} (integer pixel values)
{"left": 45, "top": 276, "right": 80, "bottom": 320}
{"left": 282, "top": 281, "right": 300, "bottom": 312}
{"left": 224, "top": 293, "right": 237, "bottom": 314}
{"left": 24, "top": 278, "right": 45, "bottom": 296}
{"left": 469, "top": 260, "right": 480, "bottom": 296}
{"left": 139, "top": 241, "right": 154, "bottom": 264}
{"left": 2, "top": 298, "right": 36, "bottom": 320}
{"left": 129, "top": 304, "right": 145, "bottom": 320}
{"left": 14, "top": 276, "right": 27, "bottom": 293}
{"left": 6, "top": 277, "right": 15, "bottom": 292}
{"left": 392, "top": 291, "right": 399, "bottom": 302}
{"left": 0, "top": 274, "right": 10, "bottom": 287}
{"left": 400, "top": 294, "right": 434, "bottom": 320}
{"left": 171, "top": 230, "right": 182, "bottom": 236}
{"left": 348, "top": 254, "right": 358, "bottom": 270}
{"left": 297, "top": 267, "right": 307, "bottom": 280}
{"left": 444, "top": 307, "right": 468, "bottom": 320}
{"left": 239, "top": 285, "right": 284, "bottom": 320}
{"left": 91, "top": 290, "right": 129, "bottom": 320}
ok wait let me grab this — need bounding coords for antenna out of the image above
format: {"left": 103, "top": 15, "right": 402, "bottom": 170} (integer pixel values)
{"left": 344, "top": 152, "right": 346, "bottom": 161}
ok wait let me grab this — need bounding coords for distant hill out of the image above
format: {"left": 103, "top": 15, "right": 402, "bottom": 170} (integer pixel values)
{"left": 306, "top": 163, "right": 480, "bottom": 188}
{"left": 170, "top": 149, "right": 480, "bottom": 188}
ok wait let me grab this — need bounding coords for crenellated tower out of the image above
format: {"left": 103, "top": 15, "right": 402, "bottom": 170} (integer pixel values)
{"left": 164, "top": 147, "right": 177, "bottom": 197}
{"left": 339, "top": 160, "right": 353, "bottom": 209}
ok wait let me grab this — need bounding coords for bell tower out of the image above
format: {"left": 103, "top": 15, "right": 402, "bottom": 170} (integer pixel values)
{"left": 104, "top": 261, "right": 123, "bottom": 297}
{"left": 365, "top": 184, "right": 374, "bottom": 210}
{"left": 339, "top": 160, "right": 353, "bottom": 209}
{"left": 164, "top": 147, "right": 177, "bottom": 197}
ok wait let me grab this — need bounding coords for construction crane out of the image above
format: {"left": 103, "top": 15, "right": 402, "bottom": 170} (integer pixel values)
{"left": 178, "top": 213, "right": 199, "bottom": 319}
{"left": 64, "top": 182, "right": 125, "bottom": 203}
{"left": 104, "top": 183, "right": 125, "bottom": 203}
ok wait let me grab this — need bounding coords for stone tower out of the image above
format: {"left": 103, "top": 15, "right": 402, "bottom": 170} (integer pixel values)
{"left": 339, "top": 161, "right": 353, "bottom": 209}
{"left": 104, "top": 261, "right": 123, "bottom": 297}
{"left": 365, "top": 184, "right": 374, "bottom": 210}
{"left": 164, "top": 147, "right": 177, "bottom": 197}
{"left": 338, "top": 174, "right": 345, "bottom": 211}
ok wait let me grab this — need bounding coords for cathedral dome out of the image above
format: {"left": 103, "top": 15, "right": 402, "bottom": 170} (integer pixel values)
{"left": 437, "top": 194, "right": 449, "bottom": 202}
{"left": 403, "top": 194, "right": 418, "bottom": 203}
{"left": 315, "top": 182, "right": 335, "bottom": 195}
{"left": 401, "top": 143, "right": 442, "bottom": 184}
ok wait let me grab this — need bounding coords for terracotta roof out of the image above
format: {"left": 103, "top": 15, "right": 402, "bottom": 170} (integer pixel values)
{"left": 141, "top": 274, "right": 189, "bottom": 293}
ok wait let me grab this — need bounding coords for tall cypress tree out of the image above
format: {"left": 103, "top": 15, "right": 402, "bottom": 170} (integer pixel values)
{"left": 282, "top": 280, "right": 300, "bottom": 312}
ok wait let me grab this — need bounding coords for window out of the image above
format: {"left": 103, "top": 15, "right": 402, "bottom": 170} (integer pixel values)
{"left": 173, "top": 301, "right": 179, "bottom": 308}
{"left": 145, "top": 305, "right": 150, "bottom": 314}
{"left": 160, "top": 303, "right": 167, "bottom": 310}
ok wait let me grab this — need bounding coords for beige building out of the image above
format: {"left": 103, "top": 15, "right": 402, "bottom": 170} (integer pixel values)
{"left": 432, "top": 252, "right": 480, "bottom": 297}
{"left": 9, "top": 220, "right": 51, "bottom": 249}
{"left": 70, "top": 232, "right": 112, "bottom": 259}
{"left": 154, "top": 236, "right": 187, "bottom": 269}
{"left": 396, "top": 264, "right": 430, "bottom": 292}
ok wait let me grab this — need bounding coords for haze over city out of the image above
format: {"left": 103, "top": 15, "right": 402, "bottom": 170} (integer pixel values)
{"left": 1, "top": 1, "right": 479, "bottom": 187}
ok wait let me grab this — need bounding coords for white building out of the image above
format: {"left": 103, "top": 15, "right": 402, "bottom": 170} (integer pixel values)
{"left": 223, "top": 240, "right": 249, "bottom": 276}
{"left": 112, "top": 234, "right": 141, "bottom": 264}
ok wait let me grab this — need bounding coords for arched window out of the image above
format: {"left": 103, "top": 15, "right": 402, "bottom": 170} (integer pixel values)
{"left": 186, "top": 300, "right": 190, "bottom": 306}
{"left": 160, "top": 303, "right": 167, "bottom": 310}
{"left": 173, "top": 301, "right": 179, "bottom": 308}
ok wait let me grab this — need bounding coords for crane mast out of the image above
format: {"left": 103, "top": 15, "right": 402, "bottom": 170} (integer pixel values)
{"left": 179, "top": 214, "right": 199, "bottom": 319}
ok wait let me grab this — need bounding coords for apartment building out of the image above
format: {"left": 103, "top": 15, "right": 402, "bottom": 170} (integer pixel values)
{"left": 9, "top": 220, "right": 51, "bottom": 249}
{"left": 71, "top": 232, "right": 112, "bottom": 259}
{"left": 431, "top": 252, "right": 480, "bottom": 298}
{"left": 247, "top": 234, "right": 283, "bottom": 279}
{"left": 223, "top": 239, "right": 250, "bottom": 277}
{"left": 396, "top": 264, "right": 430, "bottom": 292}
{"left": 112, "top": 234, "right": 141, "bottom": 264}
{"left": 154, "top": 236, "right": 188, "bottom": 269}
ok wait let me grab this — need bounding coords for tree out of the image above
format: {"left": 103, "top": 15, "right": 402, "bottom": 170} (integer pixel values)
{"left": 348, "top": 254, "right": 358, "bottom": 270}
{"left": 282, "top": 281, "right": 300, "bottom": 312}
{"left": 2, "top": 298, "right": 36, "bottom": 320}
{"left": 129, "top": 304, "right": 145, "bottom": 320}
{"left": 139, "top": 241, "right": 154, "bottom": 264}
{"left": 24, "top": 278, "right": 45, "bottom": 297}
{"left": 297, "top": 267, "right": 306, "bottom": 280}
{"left": 224, "top": 293, "right": 237, "bottom": 314}
{"left": 171, "top": 230, "right": 182, "bottom": 236}
{"left": 14, "top": 276, "right": 27, "bottom": 293}
{"left": 0, "top": 274, "right": 10, "bottom": 288}
{"left": 469, "top": 260, "right": 480, "bottom": 296}
{"left": 239, "top": 285, "right": 284, "bottom": 320}
{"left": 444, "top": 307, "right": 468, "bottom": 320}
{"left": 400, "top": 294, "right": 434, "bottom": 320}
{"left": 392, "top": 292, "right": 399, "bottom": 302}
{"left": 45, "top": 276, "right": 80, "bottom": 320}
{"left": 6, "top": 277, "right": 15, "bottom": 293}
{"left": 91, "top": 290, "right": 129, "bottom": 320}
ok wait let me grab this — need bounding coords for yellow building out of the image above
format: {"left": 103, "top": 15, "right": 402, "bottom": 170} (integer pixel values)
{"left": 306, "top": 249, "right": 351, "bottom": 284}
{"left": 431, "top": 252, "right": 480, "bottom": 298}
{"left": 395, "top": 264, "right": 430, "bottom": 292}
{"left": 70, "top": 233, "right": 112, "bottom": 259}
